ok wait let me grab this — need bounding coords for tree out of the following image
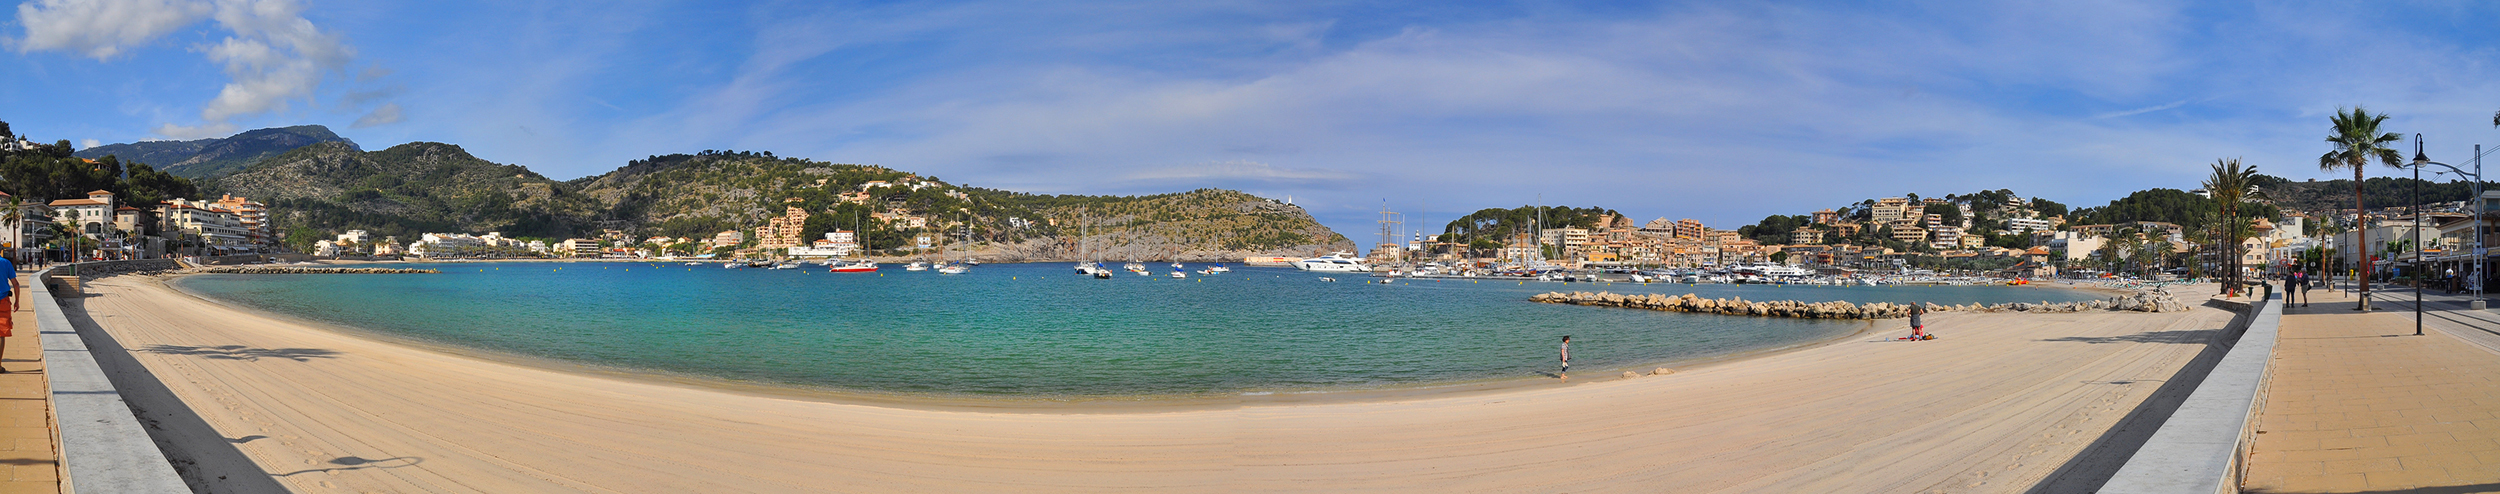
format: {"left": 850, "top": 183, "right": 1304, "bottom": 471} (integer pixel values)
{"left": 1922, "top": 202, "right": 1963, "bottom": 227}
{"left": 1770, "top": 251, "right": 1789, "bottom": 265}
{"left": 2318, "top": 107, "right": 2404, "bottom": 309}
{"left": 2203, "top": 158, "right": 2266, "bottom": 295}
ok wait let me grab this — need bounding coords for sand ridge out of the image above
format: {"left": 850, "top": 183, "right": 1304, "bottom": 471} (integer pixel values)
{"left": 69, "top": 275, "right": 2236, "bottom": 492}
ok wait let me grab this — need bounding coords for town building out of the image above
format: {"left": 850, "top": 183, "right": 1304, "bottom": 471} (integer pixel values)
{"left": 1871, "top": 197, "right": 1913, "bottom": 224}
{"left": 755, "top": 207, "right": 812, "bottom": 250}
{"left": 48, "top": 190, "right": 114, "bottom": 236}
{"left": 213, "top": 194, "right": 270, "bottom": 249}
{"left": 1674, "top": 219, "right": 1705, "bottom": 241}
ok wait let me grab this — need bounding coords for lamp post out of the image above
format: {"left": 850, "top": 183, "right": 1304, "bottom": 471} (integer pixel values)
{"left": 2413, "top": 135, "right": 2430, "bottom": 336}
{"left": 2410, "top": 140, "right": 2496, "bottom": 311}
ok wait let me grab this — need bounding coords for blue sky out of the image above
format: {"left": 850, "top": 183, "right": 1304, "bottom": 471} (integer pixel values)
{"left": 8, "top": 1, "right": 2500, "bottom": 246}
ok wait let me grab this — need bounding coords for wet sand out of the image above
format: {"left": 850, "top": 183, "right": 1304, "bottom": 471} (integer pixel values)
{"left": 69, "top": 275, "right": 2237, "bottom": 492}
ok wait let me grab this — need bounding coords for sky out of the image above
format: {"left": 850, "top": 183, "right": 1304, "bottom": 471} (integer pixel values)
{"left": 8, "top": 0, "right": 2500, "bottom": 248}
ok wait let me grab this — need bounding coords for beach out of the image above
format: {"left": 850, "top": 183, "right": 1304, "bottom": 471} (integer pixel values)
{"left": 68, "top": 274, "right": 2238, "bottom": 492}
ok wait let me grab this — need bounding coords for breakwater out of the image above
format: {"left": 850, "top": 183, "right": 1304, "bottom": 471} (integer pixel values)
{"left": 1529, "top": 289, "right": 2189, "bottom": 319}
{"left": 185, "top": 266, "right": 438, "bottom": 274}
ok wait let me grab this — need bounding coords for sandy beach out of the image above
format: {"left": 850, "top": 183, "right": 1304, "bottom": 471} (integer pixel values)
{"left": 64, "top": 274, "right": 2240, "bottom": 493}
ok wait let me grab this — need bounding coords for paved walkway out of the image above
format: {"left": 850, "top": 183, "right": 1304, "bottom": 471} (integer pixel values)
{"left": 2243, "top": 287, "right": 2500, "bottom": 493}
{"left": 0, "top": 275, "right": 58, "bottom": 493}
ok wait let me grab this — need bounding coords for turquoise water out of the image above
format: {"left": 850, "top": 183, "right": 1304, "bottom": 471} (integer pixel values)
{"left": 171, "top": 262, "right": 2108, "bottom": 399}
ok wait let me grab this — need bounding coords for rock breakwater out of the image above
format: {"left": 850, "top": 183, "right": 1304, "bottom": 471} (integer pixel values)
{"left": 186, "top": 266, "right": 439, "bottom": 275}
{"left": 1528, "top": 289, "right": 2189, "bottom": 319}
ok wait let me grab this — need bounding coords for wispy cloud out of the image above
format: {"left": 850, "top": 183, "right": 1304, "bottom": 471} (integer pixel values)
{"left": 2095, "top": 100, "right": 2190, "bottom": 119}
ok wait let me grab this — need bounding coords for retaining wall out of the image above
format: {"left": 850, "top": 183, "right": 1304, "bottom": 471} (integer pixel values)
{"left": 2099, "top": 293, "right": 2281, "bottom": 494}
{"left": 33, "top": 265, "right": 190, "bottom": 492}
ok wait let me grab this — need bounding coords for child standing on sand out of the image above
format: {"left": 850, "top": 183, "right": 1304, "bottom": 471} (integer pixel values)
{"left": 1909, "top": 304, "right": 1928, "bottom": 341}
{"left": 1559, "top": 336, "right": 1571, "bottom": 381}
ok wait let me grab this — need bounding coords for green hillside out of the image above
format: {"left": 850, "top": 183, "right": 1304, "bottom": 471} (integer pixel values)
{"left": 78, "top": 125, "right": 358, "bottom": 179}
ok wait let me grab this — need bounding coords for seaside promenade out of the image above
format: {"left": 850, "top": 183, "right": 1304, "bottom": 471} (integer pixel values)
{"left": 2241, "top": 286, "right": 2500, "bottom": 493}
{"left": 0, "top": 274, "right": 59, "bottom": 493}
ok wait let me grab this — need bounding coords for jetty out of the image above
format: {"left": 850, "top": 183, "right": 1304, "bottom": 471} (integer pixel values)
{"left": 1529, "top": 289, "right": 2188, "bottom": 319}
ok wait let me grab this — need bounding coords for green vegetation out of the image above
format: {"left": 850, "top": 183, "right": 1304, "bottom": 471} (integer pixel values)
{"left": 76, "top": 125, "right": 354, "bottom": 179}
{"left": 2319, "top": 106, "right": 2406, "bottom": 306}
{"left": 1438, "top": 205, "right": 1619, "bottom": 256}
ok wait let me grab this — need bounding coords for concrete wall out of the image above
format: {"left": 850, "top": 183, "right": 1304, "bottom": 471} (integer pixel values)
{"left": 32, "top": 265, "right": 191, "bottom": 493}
{"left": 2099, "top": 294, "right": 2282, "bottom": 494}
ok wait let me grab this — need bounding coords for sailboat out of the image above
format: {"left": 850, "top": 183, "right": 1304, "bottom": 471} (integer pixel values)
{"left": 831, "top": 211, "right": 879, "bottom": 272}
{"left": 936, "top": 215, "right": 970, "bottom": 274}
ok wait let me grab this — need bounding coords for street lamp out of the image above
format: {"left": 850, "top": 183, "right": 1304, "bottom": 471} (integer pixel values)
{"left": 2411, "top": 139, "right": 2500, "bottom": 313}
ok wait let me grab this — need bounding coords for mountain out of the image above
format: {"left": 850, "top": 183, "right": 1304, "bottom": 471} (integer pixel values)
{"left": 212, "top": 146, "right": 1353, "bottom": 260}
{"left": 77, "top": 125, "right": 359, "bottom": 179}
{"left": 216, "top": 141, "right": 604, "bottom": 239}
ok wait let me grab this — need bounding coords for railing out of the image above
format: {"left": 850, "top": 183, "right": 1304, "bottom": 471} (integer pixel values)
{"left": 2099, "top": 292, "right": 2282, "bottom": 494}
{"left": 32, "top": 265, "right": 190, "bottom": 492}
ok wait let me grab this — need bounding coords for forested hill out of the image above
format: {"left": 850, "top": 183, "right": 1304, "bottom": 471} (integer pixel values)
{"left": 2254, "top": 175, "right": 2498, "bottom": 213}
{"left": 78, "top": 125, "right": 357, "bottom": 179}
{"left": 215, "top": 142, "right": 605, "bottom": 239}
{"left": 213, "top": 146, "right": 1353, "bottom": 259}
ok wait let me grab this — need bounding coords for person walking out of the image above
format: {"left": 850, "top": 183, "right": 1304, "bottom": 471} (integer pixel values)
{"left": 1558, "top": 336, "right": 1571, "bottom": 381}
{"left": 2286, "top": 270, "right": 2302, "bottom": 306}
{"left": 0, "top": 254, "right": 19, "bottom": 373}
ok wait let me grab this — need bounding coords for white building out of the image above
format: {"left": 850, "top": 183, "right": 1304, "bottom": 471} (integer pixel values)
{"left": 47, "top": 190, "right": 114, "bottom": 236}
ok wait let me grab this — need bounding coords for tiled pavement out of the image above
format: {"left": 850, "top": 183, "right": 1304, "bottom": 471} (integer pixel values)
{"left": 0, "top": 274, "right": 58, "bottom": 493}
{"left": 2242, "top": 287, "right": 2500, "bottom": 493}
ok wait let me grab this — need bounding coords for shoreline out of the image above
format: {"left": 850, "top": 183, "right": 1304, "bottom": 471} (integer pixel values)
{"left": 70, "top": 271, "right": 2244, "bottom": 491}
{"left": 153, "top": 271, "right": 1879, "bottom": 413}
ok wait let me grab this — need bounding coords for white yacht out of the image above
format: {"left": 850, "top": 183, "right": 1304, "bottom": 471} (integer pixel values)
{"left": 937, "top": 262, "right": 969, "bottom": 275}
{"left": 904, "top": 261, "right": 930, "bottom": 271}
{"left": 1293, "top": 252, "right": 1372, "bottom": 273}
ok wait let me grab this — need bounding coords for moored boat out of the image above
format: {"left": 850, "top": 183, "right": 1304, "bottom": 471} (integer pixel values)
{"left": 1292, "top": 252, "right": 1371, "bottom": 273}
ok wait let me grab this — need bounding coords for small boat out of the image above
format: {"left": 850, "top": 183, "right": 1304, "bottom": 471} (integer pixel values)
{"left": 722, "top": 262, "right": 742, "bottom": 269}
{"left": 1205, "top": 263, "right": 1230, "bottom": 273}
{"left": 769, "top": 262, "right": 801, "bottom": 270}
{"left": 831, "top": 260, "right": 879, "bottom": 272}
{"left": 965, "top": 259, "right": 980, "bottom": 266}
{"left": 1124, "top": 262, "right": 1147, "bottom": 274}
{"left": 937, "top": 262, "right": 969, "bottom": 275}
{"left": 1318, "top": 277, "right": 1336, "bottom": 282}
{"left": 1171, "top": 261, "right": 1185, "bottom": 269}
{"left": 1170, "top": 267, "right": 1187, "bottom": 278}
{"left": 905, "top": 261, "right": 930, "bottom": 271}
{"left": 1092, "top": 263, "right": 1113, "bottom": 279}
{"left": 683, "top": 262, "right": 703, "bottom": 266}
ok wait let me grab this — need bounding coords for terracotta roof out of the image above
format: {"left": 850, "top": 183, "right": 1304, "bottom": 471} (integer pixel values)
{"left": 115, "top": 206, "right": 139, "bottom": 211}
{"left": 46, "top": 199, "right": 104, "bottom": 207}
{"left": 85, "top": 190, "right": 109, "bottom": 195}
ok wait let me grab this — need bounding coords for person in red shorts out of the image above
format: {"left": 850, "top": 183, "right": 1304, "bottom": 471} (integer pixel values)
{"left": 0, "top": 254, "right": 18, "bottom": 372}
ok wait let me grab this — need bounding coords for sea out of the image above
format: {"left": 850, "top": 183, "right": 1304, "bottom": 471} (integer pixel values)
{"left": 171, "top": 262, "right": 2111, "bottom": 401}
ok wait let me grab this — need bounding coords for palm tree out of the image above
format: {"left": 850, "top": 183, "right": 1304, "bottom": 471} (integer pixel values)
{"left": 2320, "top": 107, "right": 2405, "bottom": 309}
{"left": 2203, "top": 158, "right": 2267, "bottom": 294}
{"left": 2310, "top": 218, "right": 2344, "bottom": 288}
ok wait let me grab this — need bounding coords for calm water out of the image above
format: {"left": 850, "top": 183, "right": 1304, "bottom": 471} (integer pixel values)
{"left": 172, "top": 262, "right": 2107, "bottom": 399}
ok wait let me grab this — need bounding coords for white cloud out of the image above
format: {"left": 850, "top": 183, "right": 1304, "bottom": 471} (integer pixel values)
{"left": 152, "top": 121, "right": 236, "bottom": 139}
{"left": 351, "top": 102, "right": 401, "bottom": 128}
{"left": 11, "top": 0, "right": 383, "bottom": 138}
{"left": 10, "top": 0, "right": 210, "bottom": 59}
{"left": 1121, "top": 160, "right": 1360, "bottom": 188}
{"left": 79, "top": 138, "right": 98, "bottom": 149}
